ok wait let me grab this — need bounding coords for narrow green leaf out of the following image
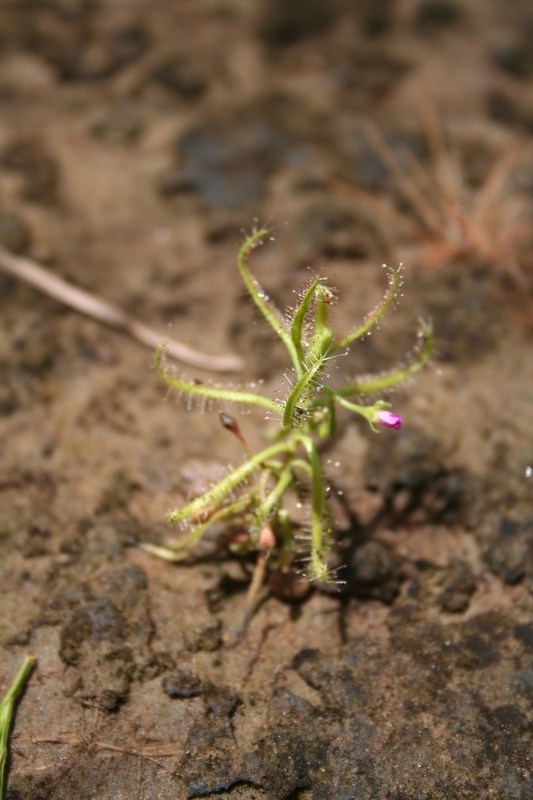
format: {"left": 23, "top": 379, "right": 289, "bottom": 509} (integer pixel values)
{"left": 295, "top": 434, "right": 329, "bottom": 582}
{"left": 334, "top": 263, "right": 399, "bottom": 351}
{"left": 167, "top": 441, "right": 294, "bottom": 524}
{"left": 282, "top": 352, "right": 328, "bottom": 429}
{"left": 156, "top": 343, "right": 278, "bottom": 413}
{"left": 1, "top": 656, "right": 35, "bottom": 799}
{"left": 307, "top": 284, "right": 334, "bottom": 363}
{"left": 237, "top": 230, "right": 301, "bottom": 374}
{"left": 338, "top": 319, "right": 433, "bottom": 396}
{"left": 142, "top": 496, "right": 254, "bottom": 561}
{"left": 290, "top": 275, "right": 321, "bottom": 364}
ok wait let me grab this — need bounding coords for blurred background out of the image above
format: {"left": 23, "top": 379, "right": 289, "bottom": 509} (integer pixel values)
{"left": 2, "top": 2, "right": 533, "bottom": 798}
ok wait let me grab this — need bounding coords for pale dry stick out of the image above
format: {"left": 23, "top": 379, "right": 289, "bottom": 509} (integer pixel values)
{"left": 401, "top": 145, "right": 449, "bottom": 219}
{"left": 422, "top": 102, "right": 460, "bottom": 209}
{"left": 238, "top": 621, "right": 272, "bottom": 690}
{"left": 33, "top": 737, "right": 178, "bottom": 774}
{"left": 229, "top": 550, "right": 271, "bottom": 647}
{"left": 471, "top": 146, "right": 529, "bottom": 232}
{"left": 0, "top": 246, "right": 243, "bottom": 372}
{"left": 94, "top": 742, "right": 175, "bottom": 774}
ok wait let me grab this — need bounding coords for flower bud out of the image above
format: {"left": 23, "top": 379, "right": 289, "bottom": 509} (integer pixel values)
{"left": 377, "top": 410, "right": 402, "bottom": 430}
{"left": 259, "top": 524, "right": 276, "bottom": 551}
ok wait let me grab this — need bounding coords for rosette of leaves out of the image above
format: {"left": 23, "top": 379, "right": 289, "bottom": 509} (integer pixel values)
{"left": 145, "top": 228, "right": 432, "bottom": 584}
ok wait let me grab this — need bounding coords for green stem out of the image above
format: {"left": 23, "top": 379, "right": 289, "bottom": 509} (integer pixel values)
{"left": 276, "top": 507, "right": 293, "bottom": 569}
{"left": 290, "top": 459, "right": 313, "bottom": 479}
{"left": 294, "top": 434, "right": 328, "bottom": 582}
{"left": 283, "top": 352, "right": 327, "bottom": 429}
{"left": 0, "top": 656, "right": 35, "bottom": 799}
{"left": 254, "top": 468, "right": 293, "bottom": 537}
{"left": 335, "top": 396, "right": 378, "bottom": 425}
{"left": 149, "top": 495, "right": 255, "bottom": 561}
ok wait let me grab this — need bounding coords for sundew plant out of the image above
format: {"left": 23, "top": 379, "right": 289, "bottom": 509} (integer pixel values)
{"left": 146, "top": 228, "right": 433, "bottom": 584}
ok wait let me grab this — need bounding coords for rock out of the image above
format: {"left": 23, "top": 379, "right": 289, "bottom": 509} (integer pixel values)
{"left": 439, "top": 560, "right": 477, "bottom": 613}
{"left": 59, "top": 598, "right": 133, "bottom": 709}
{"left": 57, "top": 565, "right": 153, "bottom": 710}
{"left": 179, "top": 716, "right": 238, "bottom": 796}
{"left": 203, "top": 682, "right": 241, "bottom": 717}
{"left": 162, "top": 668, "right": 202, "bottom": 699}
{"left": 514, "top": 622, "right": 533, "bottom": 650}
{"left": 485, "top": 517, "right": 531, "bottom": 585}
{"left": 91, "top": 103, "right": 143, "bottom": 145}
{"left": 346, "top": 540, "right": 401, "bottom": 602}
{"left": 138, "top": 650, "right": 176, "bottom": 680}
{"left": 267, "top": 568, "right": 313, "bottom": 603}
{"left": 183, "top": 617, "right": 223, "bottom": 652}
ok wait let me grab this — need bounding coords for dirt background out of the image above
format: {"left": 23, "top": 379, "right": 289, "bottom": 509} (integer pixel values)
{"left": 2, "top": 0, "right": 533, "bottom": 798}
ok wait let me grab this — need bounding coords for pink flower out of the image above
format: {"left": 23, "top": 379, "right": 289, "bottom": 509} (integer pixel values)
{"left": 377, "top": 410, "right": 402, "bottom": 430}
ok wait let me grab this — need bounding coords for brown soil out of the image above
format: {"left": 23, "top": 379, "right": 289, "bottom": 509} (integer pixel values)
{"left": 2, "top": 1, "right": 533, "bottom": 798}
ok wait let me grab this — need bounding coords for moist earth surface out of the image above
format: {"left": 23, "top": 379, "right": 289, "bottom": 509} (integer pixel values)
{"left": 1, "top": 1, "right": 533, "bottom": 798}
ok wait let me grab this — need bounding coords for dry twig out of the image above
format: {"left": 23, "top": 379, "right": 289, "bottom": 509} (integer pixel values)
{"left": 94, "top": 741, "right": 176, "bottom": 773}
{"left": 0, "top": 245, "right": 243, "bottom": 373}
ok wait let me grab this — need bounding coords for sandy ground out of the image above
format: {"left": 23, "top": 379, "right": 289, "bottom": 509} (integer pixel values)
{"left": 1, "top": 1, "right": 533, "bottom": 797}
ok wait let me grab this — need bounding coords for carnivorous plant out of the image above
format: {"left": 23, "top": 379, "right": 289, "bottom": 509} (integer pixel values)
{"left": 145, "top": 228, "right": 433, "bottom": 584}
